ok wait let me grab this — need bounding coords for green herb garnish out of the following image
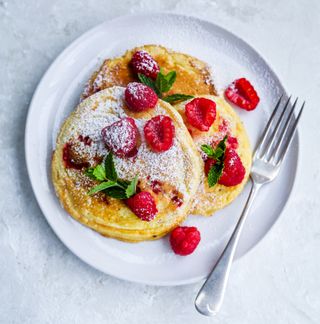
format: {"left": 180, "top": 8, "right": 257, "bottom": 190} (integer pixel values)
{"left": 155, "top": 69, "right": 176, "bottom": 94}
{"left": 137, "top": 73, "right": 160, "bottom": 96}
{"left": 138, "top": 69, "right": 193, "bottom": 104}
{"left": 162, "top": 94, "right": 194, "bottom": 104}
{"left": 85, "top": 152, "right": 138, "bottom": 199}
{"left": 201, "top": 136, "right": 228, "bottom": 187}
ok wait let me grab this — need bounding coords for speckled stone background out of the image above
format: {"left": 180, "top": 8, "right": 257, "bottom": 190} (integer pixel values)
{"left": 1, "top": 0, "right": 319, "bottom": 323}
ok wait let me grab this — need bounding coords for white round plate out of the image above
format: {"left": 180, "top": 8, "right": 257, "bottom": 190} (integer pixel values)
{"left": 25, "top": 13, "right": 299, "bottom": 286}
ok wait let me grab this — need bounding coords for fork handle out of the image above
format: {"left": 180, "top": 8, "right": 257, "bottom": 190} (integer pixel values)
{"left": 195, "top": 180, "right": 261, "bottom": 316}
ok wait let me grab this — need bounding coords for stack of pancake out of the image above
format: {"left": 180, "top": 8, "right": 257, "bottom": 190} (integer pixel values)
{"left": 52, "top": 45, "right": 251, "bottom": 242}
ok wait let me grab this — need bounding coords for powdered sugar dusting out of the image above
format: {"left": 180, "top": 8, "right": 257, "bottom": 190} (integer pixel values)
{"left": 126, "top": 82, "right": 147, "bottom": 100}
{"left": 61, "top": 87, "right": 191, "bottom": 197}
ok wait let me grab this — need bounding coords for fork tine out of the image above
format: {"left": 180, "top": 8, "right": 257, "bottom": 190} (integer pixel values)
{"left": 269, "top": 98, "right": 299, "bottom": 162}
{"left": 262, "top": 96, "right": 293, "bottom": 160}
{"left": 254, "top": 95, "right": 284, "bottom": 158}
{"left": 275, "top": 103, "right": 304, "bottom": 166}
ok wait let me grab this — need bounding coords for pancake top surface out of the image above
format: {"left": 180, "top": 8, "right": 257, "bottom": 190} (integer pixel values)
{"left": 52, "top": 86, "right": 201, "bottom": 241}
{"left": 81, "top": 44, "right": 216, "bottom": 100}
{"left": 175, "top": 95, "right": 252, "bottom": 216}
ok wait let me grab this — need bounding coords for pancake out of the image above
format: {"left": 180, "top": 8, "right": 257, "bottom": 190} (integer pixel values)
{"left": 175, "top": 95, "right": 252, "bottom": 216}
{"left": 81, "top": 44, "right": 216, "bottom": 101}
{"left": 52, "top": 86, "right": 202, "bottom": 242}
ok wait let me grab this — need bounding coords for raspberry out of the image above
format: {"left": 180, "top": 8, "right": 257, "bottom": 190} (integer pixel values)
{"left": 218, "top": 118, "right": 230, "bottom": 135}
{"left": 78, "top": 135, "right": 92, "bottom": 146}
{"left": 170, "top": 226, "right": 201, "bottom": 256}
{"left": 225, "top": 78, "right": 260, "bottom": 111}
{"left": 185, "top": 98, "right": 216, "bottom": 131}
{"left": 144, "top": 115, "right": 175, "bottom": 152}
{"left": 218, "top": 149, "right": 245, "bottom": 186}
{"left": 204, "top": 158, "right": 215, "bottom": 176}
{"left": 63, "top": 142, "right": 90, "bottom": 170}
{"left": 130, "top": 50, "right": 160, "bottom": 79}
{"left": 126, "top": 191, "right": 158, "bottom": 221}
{"left": 227, "top": 136, "right": 239, "bottom": 149}
{"left": 101, "top": 117, "right": 138, "bottom": 157}
{"left": 125, "top": 82, "right": 158, "bottom": 112}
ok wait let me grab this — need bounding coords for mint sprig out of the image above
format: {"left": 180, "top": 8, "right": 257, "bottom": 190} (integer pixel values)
{"left": 138, "top": 70, "right": 194, "bottom": 104}
{"left": 207, "top": 164, "right": 223, "bottom": 188}
{"left": 156, "top": 69, "right": 176, "bottom": 94}
{"left": 88, "top": 181, "right": 118, "bottom": 195}
{"left": 90, "top": 165, "right": 106, "bottom": 181}
{"left": 162, "top": 94, "right": 194, "bottom": 104}
{"left": 104, "top": 152, "right": 117, "bottom": 181}
{"left": 85, "top": 152, "right": 138, "bottom": 199}
{"left": 201, "top": 136, "right": 228, "bottom": 187}
{"left": 125, "top": 175, "right": 138, "bottom": 198}
{"left": 103, "top": 187, "right": 129, "bottom": 199}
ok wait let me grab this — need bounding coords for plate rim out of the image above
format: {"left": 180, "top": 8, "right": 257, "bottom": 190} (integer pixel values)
{"left": 25, "top": 12, "right": 300, "bottom": 286}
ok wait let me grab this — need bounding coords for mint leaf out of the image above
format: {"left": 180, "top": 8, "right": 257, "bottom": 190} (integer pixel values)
{"left": 163, "top": 71, "right": 176, "bottom": 91}
{"left": 104, "top": 152, "right": 117, "bottom": 181}
{"left": 214, "top": 147, "right": 224, "bottom": 159}
{"left": 216, "top": 136, "right": 227, "bottom": 154}
{"left": 155, "top": 73, "right": 166, "bottom": 96}
{"left": 85, "top": 164, "right": 106, "bottom": 181}
{"left": 138, "top": 69, "right": 185, "bottom": 101}
{"left": 88, "top": 181, "right": 118, "bottom": 195}
{"left": 203, "top": 136, "right": 228, "bottom": 187}
{"left": 104, "top": 187, "right": 128, "bottom": 199}
{"left": 162, "top": 94, "right": 194, "bottom": 104}
{"left": 85, "top": 153, "right": 140, "bottom": 199}
{"left": 155, "top": 70, "right": 177, "bottom": 93}
{"left": 117, "top": 179, "right": 130, "bottom": 189}
{"left": 207, "top": 163, "right": 224, "bottom": 187}
{"left": 125, "top": 175, "right": 138, "bottom": 198}
{"left": 201, "top": 144, "right": 215, "bottom": 157}
{"left": 92, "top": 164, "right": 106, "bottom": 181}
{"left": 137, "top": 73, "right": 160, "bottom": 95}
{"left": 85, "top": 167, "right": 97, "bottom": 180}
{"left": 201, "top": 136, "right": 228, "bottom": 159}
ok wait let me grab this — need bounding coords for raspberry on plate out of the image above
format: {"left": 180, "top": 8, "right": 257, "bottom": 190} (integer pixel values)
{"left": 101, "top": 117, "right": 138, "bottom": 157}
{"left": 130, "top": 50, "right": 160, "bottom": 79}
{"left": 185, "top": 98, "right": 216, "bottom": 131}
{"left": 126, "top": 191, "right": 158, "bottom": 221}
{"left": 170, "top": 226, "right": 201, "bottom": 256}
{"left": 144, "top": 115, "right": 175, "bottom": 152}
{"left": 218, "top": 148, "right": 245, "bottom": 186}
{"left": 125, "top": 82, "right": 158, "bottom": 112}
{"left": 225, "top": 78, "right": 260, "bottom": 111}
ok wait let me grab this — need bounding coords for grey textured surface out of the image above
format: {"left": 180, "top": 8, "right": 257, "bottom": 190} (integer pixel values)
{"left": 1, "top": 0, "right": 320, "bottom": 323}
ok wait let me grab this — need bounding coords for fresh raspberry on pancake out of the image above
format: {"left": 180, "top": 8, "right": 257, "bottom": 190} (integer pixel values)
{"left": 63, "top": 142, "right": 90, "bottom": 170}
{"left": 170, "top": 226, "right": 201, "bottom": 256}
{"left": 185, "top": 98, "right": 216, "bottom": 131}
{"left": 101, "top": 117, "right": 138, "bottom": 158}
{"left": 144, "top": 115, "right": 175, "bottom": 152}
{"left": 225, "top": 78, "right": 260, "bottom": 111}
{"left": 126, "top": 191, "right": 158, "bottom": 221}
{"left": 218, "top": 148, "right": 245, "bottom": 186}
{"left": 218, "top": 118, "right": 230, "bottom": 135}
{"left": 227, "top": 136, "right": 239, "bottom": 149}
{"left": 130, "top": 50, "right": 160, "bottom": 79}
{"left": 125, "top": 82, "right": 158, "bottom": 112}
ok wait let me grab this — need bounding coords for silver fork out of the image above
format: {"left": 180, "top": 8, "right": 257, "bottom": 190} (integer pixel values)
{"left": 195, "top": 96, "right": 304, "bottom": 316}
